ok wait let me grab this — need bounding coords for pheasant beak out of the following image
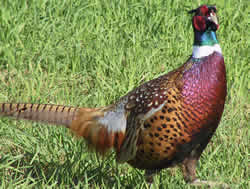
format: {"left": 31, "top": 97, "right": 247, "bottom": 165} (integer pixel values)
{"left": 207, "top": 10, "right": 219, "bottom": 30}
{"left": 208, "top": 11, "right": 218, "bottom": 25}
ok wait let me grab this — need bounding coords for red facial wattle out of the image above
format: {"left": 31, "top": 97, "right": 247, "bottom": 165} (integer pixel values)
{"left": 199, "top": 5, "right": 210, "bottom": 16}
{"left": 193, "top": 16, "right": 206, "bottom": 31}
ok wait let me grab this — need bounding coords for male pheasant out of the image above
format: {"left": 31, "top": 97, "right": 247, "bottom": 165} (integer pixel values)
{"left": 0, "top": 5, "right": 227, "bottom": 186}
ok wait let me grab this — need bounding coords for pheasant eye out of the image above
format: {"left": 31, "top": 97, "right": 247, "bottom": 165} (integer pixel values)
{"left": 211, "top": 6, "right": 217, "bottom": 13}
{"left": 208, "top": 6, "right": 217, "bottom": 15}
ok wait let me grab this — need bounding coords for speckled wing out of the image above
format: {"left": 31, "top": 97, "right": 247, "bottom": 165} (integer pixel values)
{"left": 115, "top": 68, "right": 185, "bottom": 163}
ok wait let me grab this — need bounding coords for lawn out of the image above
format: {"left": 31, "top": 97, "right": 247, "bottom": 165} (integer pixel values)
{"left": 0, "top": 0, "right": 248, "bottom": 188}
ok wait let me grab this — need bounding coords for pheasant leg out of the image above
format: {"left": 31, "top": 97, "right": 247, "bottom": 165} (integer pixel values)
{"left": 182, "top": 156, "right": 198, "bottom": 183}
{"left": 145, "top": 170, "right": 159, "bottom": 183}
{"left": 182, "top": 157, "right": 230, "bottom": 188}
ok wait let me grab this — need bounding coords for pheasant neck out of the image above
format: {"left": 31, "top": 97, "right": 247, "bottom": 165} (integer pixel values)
{"left": 192, "top": 30, "right": 222, "bottom": 59}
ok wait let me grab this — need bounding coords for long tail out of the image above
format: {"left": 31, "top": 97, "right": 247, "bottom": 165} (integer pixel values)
{"left": 0, "top": 103, "right": 126, "bottom": 155}
{"left": 0, "top": 103, "right": 78, "bottom": 127}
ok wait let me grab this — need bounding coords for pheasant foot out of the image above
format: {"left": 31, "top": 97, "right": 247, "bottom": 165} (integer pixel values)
{"left": 190, "top": 179, "right": 230, "bottom": 189}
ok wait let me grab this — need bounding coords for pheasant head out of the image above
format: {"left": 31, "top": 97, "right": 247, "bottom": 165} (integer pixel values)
{"left": 189, "top": 5, "right": 221, "bottom": 58}
{"left": 189, "top": 5, "right": 219, "bottom": 32}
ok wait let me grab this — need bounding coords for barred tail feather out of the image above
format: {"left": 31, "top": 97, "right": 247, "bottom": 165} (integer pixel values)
{"left": 0, "top": 103, "right": 78, "bottom": 127}
{"left": 0, "top": 103, "right": 127, "bottom": 155}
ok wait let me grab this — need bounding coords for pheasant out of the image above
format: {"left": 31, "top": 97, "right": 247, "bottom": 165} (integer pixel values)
{"left": 0, "top": 5, "right": 227, "bottom": 186}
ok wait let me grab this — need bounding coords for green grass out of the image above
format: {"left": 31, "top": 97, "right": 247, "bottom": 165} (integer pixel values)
{"left": 0, "top": 0, "right": 249, "bottom": 188}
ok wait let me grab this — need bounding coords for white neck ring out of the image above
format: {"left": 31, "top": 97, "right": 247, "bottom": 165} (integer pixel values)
{"left": 192, "top": 44, "right": 222, "bottom": 58}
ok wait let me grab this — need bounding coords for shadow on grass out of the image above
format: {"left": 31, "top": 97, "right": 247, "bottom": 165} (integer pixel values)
{"left": 1, "top": 141, "right": 148, "bottom": 188}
